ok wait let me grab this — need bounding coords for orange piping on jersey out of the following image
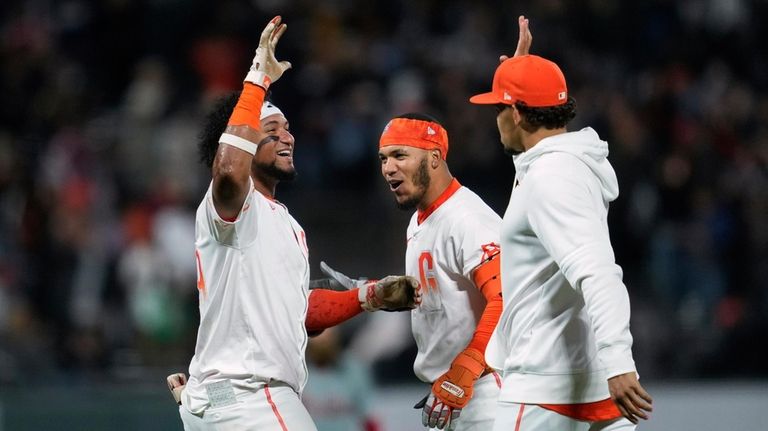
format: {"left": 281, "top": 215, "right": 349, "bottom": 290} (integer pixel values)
{"left": 417, "top": 178, "right": 461, "bottom": 225}
{"left": 540, "top": 398, "right": 622, "bottom": 421}
{"left": 195, "top": 249, "right": 206, "bottom": 296}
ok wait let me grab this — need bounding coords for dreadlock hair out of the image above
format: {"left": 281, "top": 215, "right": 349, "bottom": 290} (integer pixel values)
{"left": 515, "top": 96, "right": 577, "bottom": 131}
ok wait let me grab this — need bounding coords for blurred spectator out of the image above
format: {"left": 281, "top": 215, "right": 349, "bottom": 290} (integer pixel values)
{"left": 303, "top": 327, "right": 382, "bottom": 431}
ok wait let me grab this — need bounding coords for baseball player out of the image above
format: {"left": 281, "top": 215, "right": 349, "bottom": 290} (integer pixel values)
{"left": 323, "top": 113, "right": 505, "bottom": 431}
{"left": 171, "top": 17, "right": 419, "bottom": 431}
{"left": 469, "top": 15, "right": 653, "bottom": 431}
{"left": 320, "top": 17, "right": 533, "bottom": 431}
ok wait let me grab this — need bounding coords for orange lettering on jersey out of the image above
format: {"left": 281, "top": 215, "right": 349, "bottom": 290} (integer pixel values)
{"left": 418, "top": 251, "right": 438, "bottom": 292}
{"left": 195, "top": 249, "right": 206, "bottom": 296}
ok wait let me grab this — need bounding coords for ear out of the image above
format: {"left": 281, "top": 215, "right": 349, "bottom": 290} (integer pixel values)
{"left": 511, "top": 105, "right": 522, "bottom": 126}
{"left": 431, "top": 150, "right": 441, "bottom": 168}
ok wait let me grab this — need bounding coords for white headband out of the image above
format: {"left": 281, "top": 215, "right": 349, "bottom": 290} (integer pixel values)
{"left": 260, "top": 101, "right": 283, "bottom": 120}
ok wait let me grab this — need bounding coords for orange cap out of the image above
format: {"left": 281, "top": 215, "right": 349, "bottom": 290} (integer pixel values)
{"left": 469, "top": 55, "right": 568, "bottom": 107}
{"left": 379, "top": 118, "right": 449, "bottom": 159}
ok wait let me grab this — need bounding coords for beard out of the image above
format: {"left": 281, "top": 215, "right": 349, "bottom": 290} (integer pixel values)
{"left": 259, "top": 160, "right": 297, "bottom": 182}
{"left": 396, "top": 157, "right": 430, "bottom": 210}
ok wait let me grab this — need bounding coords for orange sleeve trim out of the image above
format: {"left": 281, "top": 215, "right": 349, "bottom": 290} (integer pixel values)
{"left": 305, "top": 288, "right": 363, "bottom": 333}
{"left": 540, "top": 398, "right": 622, "bottom": 421}
{"left": 228, "top": 82, "right": 266, "bottom": 130}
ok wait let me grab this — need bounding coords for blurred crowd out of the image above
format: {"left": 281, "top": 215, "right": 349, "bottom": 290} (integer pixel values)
{"left": 0, "top": 0, "right": 766, "bottom": 388}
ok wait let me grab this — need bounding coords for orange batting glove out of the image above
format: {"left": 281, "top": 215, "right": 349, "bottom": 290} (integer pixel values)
{"left": 422, "top": 348, "right": 486, "bottom": 430}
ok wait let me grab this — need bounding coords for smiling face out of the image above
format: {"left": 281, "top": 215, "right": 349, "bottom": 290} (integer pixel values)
{"left": 253, "top": 112, "right": 296, "bottom": 181}
{"left": 379, "top": 145, "right": 432, "bottom": 210}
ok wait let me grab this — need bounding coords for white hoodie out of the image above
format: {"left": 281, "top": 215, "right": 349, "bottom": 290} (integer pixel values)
{"left": 486, "top": 127, "right": 637, "bottom": 404}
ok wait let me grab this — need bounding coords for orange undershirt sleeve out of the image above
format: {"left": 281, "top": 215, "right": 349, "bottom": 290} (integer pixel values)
{"left": 305, "top": 288, "right": 363, "bottom": 333}
{"left": 467, "top": 255, "right": 503, "bottom": 353}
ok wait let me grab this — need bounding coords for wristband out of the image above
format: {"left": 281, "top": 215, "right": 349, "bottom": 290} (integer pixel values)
{"left": 244, "top": 70, "right": 272, "bottom": 90}
{"left": 228, "top": 82, "right": 266, "bottom": 130}
{"left": 219, "top": 133, "right": 258, "bottom": 155}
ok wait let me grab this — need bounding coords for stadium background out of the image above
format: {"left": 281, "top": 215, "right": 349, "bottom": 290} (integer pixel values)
{"left": 0, "top": 0, "right": 766, "bottom": 429}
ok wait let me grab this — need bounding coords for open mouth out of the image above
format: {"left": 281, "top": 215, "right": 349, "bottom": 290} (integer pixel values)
{"left": 277, "top": 149, "right": 292, "bottom": 157}
{"left": 388, "top": 179, "right": 403, "bottom": 192}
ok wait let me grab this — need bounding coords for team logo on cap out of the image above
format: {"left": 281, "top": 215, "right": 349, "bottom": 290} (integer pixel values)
{"left": 558, "top": 92, "right": 566, "bottom": 101}
{"left": 427, "top": 126, "right": 436, "bottom": 135}
{"left": 503, "top": 92, "right": 512, "bottom": 101}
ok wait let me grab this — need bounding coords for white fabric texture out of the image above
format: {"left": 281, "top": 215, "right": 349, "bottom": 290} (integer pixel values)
{"left": 491, "top": 401, "right": 635, "bottom": 431}
{"left": 180, "top": 384, "right": 317, "bottom": 431}
{"left": 183, "top": 179, "right": 311, "bottom": 414}
{"left": 407, "top": 185, "right": 501, "bottom": 383}
{"left": 488, "top": 127, "right": 637, "bottom": 405}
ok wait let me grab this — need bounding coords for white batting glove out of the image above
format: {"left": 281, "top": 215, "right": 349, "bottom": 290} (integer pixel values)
{"left": 245, "top": 16, "right": 292, "bottom": 89}
{"left": 319, "top": 260, "right": 368, "bottom": 289}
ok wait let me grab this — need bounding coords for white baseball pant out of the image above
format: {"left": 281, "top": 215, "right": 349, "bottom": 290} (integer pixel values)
{"left": 492, "top": 401, "right": 635, "bottom": 431}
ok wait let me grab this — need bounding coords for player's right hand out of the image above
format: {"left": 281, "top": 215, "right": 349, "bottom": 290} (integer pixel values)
{"left": 359, "top": 275, "right": 421, "bottom": 312}
{"left": 245, "top": 16, "right": 292, "bottom": 89}
{"left": 320, "top": 261, "right": 421, "bottom": 311}
{"left": 166, "top": 372, "right": 187, "bottom": 405}
{"left": 608, "top": 372, "right": 653, "bottom": 424}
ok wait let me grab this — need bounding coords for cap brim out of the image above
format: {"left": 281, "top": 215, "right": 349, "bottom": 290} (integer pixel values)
{"left": 469, "top": 92, "right": 502, "bottom": 105}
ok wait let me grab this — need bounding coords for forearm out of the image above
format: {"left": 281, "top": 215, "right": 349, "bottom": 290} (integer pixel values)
{"left": 211, "top": 83, "right": 266, "bottom": 217}
{"left": 561, "top": 243, "right": 635, "bottom": 376}
{"left": 467, "top": 254, "right": 502, "bottom": 354}
{"left": 580, "top": 271, "right": 636, "bottom": 378}
{"left": 467, "top": 295, "right": 502, "bottom": 354}
{"left": 305, "top": 288, "right": 364, "bottom": 332}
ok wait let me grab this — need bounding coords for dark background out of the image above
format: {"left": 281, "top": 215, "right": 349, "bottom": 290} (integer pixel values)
{"left": 0, "top": 1, "right": 766, "bottom": 427}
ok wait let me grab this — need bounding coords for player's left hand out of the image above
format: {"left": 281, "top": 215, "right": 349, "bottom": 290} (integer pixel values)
{"left": 608, "top": 372, "right": 653, "bottom": 424}
{"left": 166, "top": 372, "right": 187, "bottom": 405}
{"left": 421, "top": 348, "right": 486, "bottom": 429}
{"left": 499, "top": 15, "right": 532, "bottom": 63}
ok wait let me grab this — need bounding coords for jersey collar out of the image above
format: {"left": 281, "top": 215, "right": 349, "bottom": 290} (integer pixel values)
{"left": 417, "top": 178, "right": 461, "bottom": 225}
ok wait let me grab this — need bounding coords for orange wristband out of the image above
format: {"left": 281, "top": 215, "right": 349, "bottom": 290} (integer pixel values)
{"left": 228, "top": 82, "right": 266, "bottom": 130}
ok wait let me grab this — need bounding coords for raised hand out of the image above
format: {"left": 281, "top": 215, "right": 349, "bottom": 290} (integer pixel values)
{"left": 246, "top": 16, "right": 292, "bottom": 88}
{"left": 500, "top": 15, "right": 532, "bottom": 63}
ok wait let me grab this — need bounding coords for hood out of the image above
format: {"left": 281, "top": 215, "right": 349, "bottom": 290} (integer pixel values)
{"left": 513, "top": 127, "right": 619, "bottom": 202}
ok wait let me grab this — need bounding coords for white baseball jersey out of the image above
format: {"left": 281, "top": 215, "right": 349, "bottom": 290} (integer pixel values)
{"left": 183, "top": 179, "right": 311, "bottom": 414}
{"left": 406, "top": 179, "right": 501, "bottom": 383}
{"left": 487, "top": 127, "right": 637, "bottom": 405}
